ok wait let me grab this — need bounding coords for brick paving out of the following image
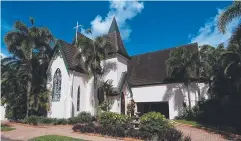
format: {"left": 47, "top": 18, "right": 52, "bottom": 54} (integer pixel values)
{"left": 175, "top": 123, "right": 241, "bottom": 141}
{"left": 1, "top": 123, "right": 124, "bottom": 141}
{"left": 2, "top": 122, "right": 241, "bottom": 141}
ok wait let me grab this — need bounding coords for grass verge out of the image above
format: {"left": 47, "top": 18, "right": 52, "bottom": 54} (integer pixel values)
{"left": 1, "top": 124, "right": 16, "bottom": 131}
{"left": 28, "top": 135, "right": 87, "bottom": 141}
{"left": 174, "top": 119, "right": 202, "bottom": 127}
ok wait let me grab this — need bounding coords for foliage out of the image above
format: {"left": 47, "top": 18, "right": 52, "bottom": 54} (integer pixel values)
{"left": 24, "top": 115, "right": 39, "bottom": 125}
{"left": 127, "top": 99, "right": 135, "bottom": 117}
{"left": 139, "top": 112, "right": 172, "bottom": 137}
{"left": 218, "top": 1, "right": 241, "bottom": 33}
{"left": 1, "top": 124, "right": 16, "bottom": 131}
{"left": 72, "top": 112, "right": 190, "bottom": 140}
{"left": 165, "top": 47, "right": 197, "bottom": 110}
{"left": 68, "top": 111, "right": 94, "bottom": 124}
{"left": 28, "top": 135, "right": 86, "bottom": 141}
{"left": 98, "top": 80, "right": 116, "bottom": 111}
{"left": 196, "top": 99, "right": 241, "bottom": 134}
{"left": 23, "top": 113, "right": 93, "bottom": 125}
{"left": 2, "top": 17, "right": 54, "bottom": 118}
{"left": 75, "top": 29, "right": 112, "bottom": 115}
{"left": 98, "top": 111, "right": 131, "bottom": 129}
{"left": 158, "top": 128, "right": 191, "bottom": 141}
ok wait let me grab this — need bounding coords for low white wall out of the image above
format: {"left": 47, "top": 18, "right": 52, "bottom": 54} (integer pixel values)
{"left": 1, "top": 105, "right": 6, "bottom": 121}
{"left": 132, "top": 82, "right": 209, "bottom": 119}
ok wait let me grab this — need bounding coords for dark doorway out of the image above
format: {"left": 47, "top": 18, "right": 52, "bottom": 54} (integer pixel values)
{"left": 121, "top": 93, "right": 125, "bottom": 114}
{"left": 137, "top": 102, "right": 169, "bottom": 119}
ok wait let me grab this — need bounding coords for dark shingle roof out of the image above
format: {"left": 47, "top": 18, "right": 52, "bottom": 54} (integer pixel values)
{"left": 105, "top": 18, "right": 130, "bottom": 59}
{"left": 57, "top": 40, "right": 85, "bottom": 73}
{"left": 127, "top": 43, "right": 198, "bottom": 86}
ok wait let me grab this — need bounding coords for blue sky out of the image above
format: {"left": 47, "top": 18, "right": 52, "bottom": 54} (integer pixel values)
{"left": 1, "top": 1, "right": 240, "bottom": 57}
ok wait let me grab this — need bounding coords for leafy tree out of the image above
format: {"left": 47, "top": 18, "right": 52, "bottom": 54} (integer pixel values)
{"left": 222, "top": 27, "right": 241, "bottom": 102}
{"left": 3, "top": 17, "right": 54, "bottom": 118}
{"left": 165, "top": 47, "right": 197, "bottom": 111}
{"left": 218, "top": 1, "right": 241, "bottom": 33}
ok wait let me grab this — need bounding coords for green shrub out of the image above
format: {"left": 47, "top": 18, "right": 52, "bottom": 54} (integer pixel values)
{"left": 158, "top": 128, "right": 191, "bottom": 141}
{"left": 38, "top": 117, "right": 56, "bottom": 124}
{"left": 139, "top": 112, "right": 172, "bottom": 137}
{"left": 54, "top": 118, "right": 68, "bottom": 125}
{"left": 68, "top": 111, "right": 94, "bottom": 124}
{"left": 98, "top": 111, "right": 131, "bottom": 128}
{"left": 24, "top": 115, "right": 39, "bottom": 125}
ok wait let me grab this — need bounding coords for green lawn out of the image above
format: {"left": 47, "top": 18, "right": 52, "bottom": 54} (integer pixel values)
{"left": 174, "top": 119, "right": 202, "bottom": 127}
{"left": 1, "top": 124, "right": 16, "bottom": 131}
{"left": 28, "top": 135, "right": 87, "bottom": 141}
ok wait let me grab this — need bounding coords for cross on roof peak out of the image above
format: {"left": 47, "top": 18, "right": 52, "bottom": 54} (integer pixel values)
{"left": 73, "top": 21, "right": 83, "bottom": 43}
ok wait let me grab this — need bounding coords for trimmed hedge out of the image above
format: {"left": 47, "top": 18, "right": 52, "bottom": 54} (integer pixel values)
{"left": 23, "top": 111, "right": 94, "bottom": 125}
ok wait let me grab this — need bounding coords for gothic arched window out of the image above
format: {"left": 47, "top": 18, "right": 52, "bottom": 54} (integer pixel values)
{"left": 52, "top": 68, "right": 62, "bottom": 102}
{"left": 77, "top": 86, "right": 80, "bottom": 111}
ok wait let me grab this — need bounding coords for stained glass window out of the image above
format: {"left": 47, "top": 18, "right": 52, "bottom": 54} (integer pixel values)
{"left": 77, "top": 86, "right": 80, "bottom": 111}
{"left": 52, "top": 69, "right": 62, "bottom": 102}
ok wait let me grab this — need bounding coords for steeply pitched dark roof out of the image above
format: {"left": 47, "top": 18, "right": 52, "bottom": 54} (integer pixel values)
{"left": 108, "top": 17, "right": 120, "bottom": 34}
{"left": 57, "top": 40, "right": 85, "bottom": 73}
{"left": 105, "top": 18, "right": 130, "bottom": 59}
{"left": 127, "top": 43, "right": 198, "bottom": 86}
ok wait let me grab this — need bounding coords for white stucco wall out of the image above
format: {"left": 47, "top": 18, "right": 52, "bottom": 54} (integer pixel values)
{"left": 108, "top": 95, "right": 121, "bottom": 113}
{"left": 100, "top": 55, "right": 128, "bottom": 114}
{"left": 71, "top": 71, "right": 89, "bottom": 116}
{"left": 132, "top": 83, "right": 209, "bottom": 119}
{"left": 102, "top": 58, "right": 118, "bottom": 87}
{"left": 117, "top": 55, "right": 128, "bottom": 84}
{"left": 47, "top": 53, "right": 72, "bottom": 118}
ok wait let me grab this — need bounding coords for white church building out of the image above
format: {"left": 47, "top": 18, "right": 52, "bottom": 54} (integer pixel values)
{"left": 46, "top": 18, "right": 209, "bottom": 120}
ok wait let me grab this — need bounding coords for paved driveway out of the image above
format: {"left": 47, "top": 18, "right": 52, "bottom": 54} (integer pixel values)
{"left": 175, "top": 123, "right": 241, "bottom": 141}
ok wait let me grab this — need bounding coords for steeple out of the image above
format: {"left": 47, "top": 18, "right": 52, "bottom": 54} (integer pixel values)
{"left": 108, "top": 17, "right": 120, "bottom": 33}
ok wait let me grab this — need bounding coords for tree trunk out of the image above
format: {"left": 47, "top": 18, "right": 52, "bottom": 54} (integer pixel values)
{"left": 26, "top": 79, "right": 31, "bottom": 118}
{"left": 187, "top": 83, "right": 192, "bottom": 111}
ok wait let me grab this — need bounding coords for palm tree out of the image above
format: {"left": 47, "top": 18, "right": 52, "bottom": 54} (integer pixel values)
{"left": 98, "top": 80, "right": 116, "bottom": 111}
{"left": 4, "top": 17, "right": 54, "bottom": 117}
{"left": 218, "top": 1, "right": 241, "bottom": 33}
{"left": 165, "top": 47, "right": 197, "bottom": 111}
{"left": 75, "top": 29, "right": 111, "bottom": 114}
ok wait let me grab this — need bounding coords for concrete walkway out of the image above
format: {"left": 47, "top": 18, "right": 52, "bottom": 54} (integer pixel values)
{"left": 1, "top": 123, "right": 124, "bottom": 141}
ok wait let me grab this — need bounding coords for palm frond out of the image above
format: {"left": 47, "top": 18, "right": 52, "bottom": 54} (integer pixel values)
{"left": 218, "top": 1, "right": 241, "bottom": 33}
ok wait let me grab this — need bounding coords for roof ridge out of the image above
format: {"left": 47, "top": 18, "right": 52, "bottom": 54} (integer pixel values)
{"left": 131, "top": 42, "right": 198, "bottom": 57}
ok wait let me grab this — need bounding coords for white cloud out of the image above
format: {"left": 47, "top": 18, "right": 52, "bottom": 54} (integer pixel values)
{"left": 190, "top": 9, "right": 241, "bottom": 47}
{"left": 81, "top": 0, "right": 144, "bottom": 40}
{"left": 1, "top": 52, "right": 6, "bottom": 58}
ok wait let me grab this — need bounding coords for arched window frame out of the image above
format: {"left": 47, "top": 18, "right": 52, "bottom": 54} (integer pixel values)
{"left": 52, "top": 68, "right": 62, "bottom": 102}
